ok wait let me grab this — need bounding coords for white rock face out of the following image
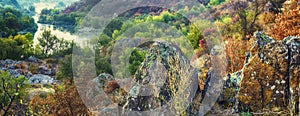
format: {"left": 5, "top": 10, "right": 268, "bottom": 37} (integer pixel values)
{"left": 28, "top": 74, "right": 55, "bottom": 85}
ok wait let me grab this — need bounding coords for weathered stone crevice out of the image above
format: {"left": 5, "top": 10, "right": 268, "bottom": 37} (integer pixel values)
{"left": 285, "top": 36, "right": 300, "bottom": 115}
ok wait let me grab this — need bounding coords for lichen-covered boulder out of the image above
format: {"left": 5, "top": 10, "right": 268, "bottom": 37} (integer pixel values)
{"left": 237, "top": 32, "right": 300, "bottom": 114}
{"left": 121, "top": 41, "right": 197, "bottom": 114}
{"left": 238, "top": 54, "right": 288, "bottom": 111}
{"left": 200, "top": 32, "right": 300, "bottom": 115}
{"left": 89, "top": 41, "right": 197, "bottom": 115}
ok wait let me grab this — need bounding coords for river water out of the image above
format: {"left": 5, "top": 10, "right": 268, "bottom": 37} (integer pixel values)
{"left": 32, "top": 2, "right": 78, "bottom": 45}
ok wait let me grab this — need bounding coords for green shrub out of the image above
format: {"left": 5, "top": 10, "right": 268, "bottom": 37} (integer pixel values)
{"left": 0, "top": 70, "right": 29, "bottom": 115}
{"left": 56, "top": 55, "right": 73, "bottom": 82}
{"left": 129, "top": 48, "right": 146, "bottom": 75}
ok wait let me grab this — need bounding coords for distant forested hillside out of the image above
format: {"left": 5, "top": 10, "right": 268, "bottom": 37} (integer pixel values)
{"left": 0, "top": 0, "right": 21, "bottom": 9}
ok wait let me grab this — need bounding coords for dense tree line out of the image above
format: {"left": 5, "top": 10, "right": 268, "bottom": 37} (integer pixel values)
{"left": 0, "top": 7, "right": 37, "bottom": 38}
{"left": 38, "top": 8, "right": 85, "bottom": 33}
{"left": 0, "top": 29, "right": 73, "bottom": 60}
{"left": 0, "top": 33, "right": 34, "bottom": 60}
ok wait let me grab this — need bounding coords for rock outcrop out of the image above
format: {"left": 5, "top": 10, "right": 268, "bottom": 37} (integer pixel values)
{"left": 91, "top": 32, "right": 299, "bottom": 115}
{"left": 237, "top": 32, "right": 299, "bottom": 114}
{"left": 92, "top": 41, "right": 198, "bottom": 115}
{"left": 200, "top": 32, "right": 299, "bottom": 115}
{"left": 0, "top": 56, "right": 58, "bottom": 85}
{"left": 121, "top": 42, "right": 197, "bottom": 114}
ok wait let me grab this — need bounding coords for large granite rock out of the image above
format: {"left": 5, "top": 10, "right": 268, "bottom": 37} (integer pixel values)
{"left": 203, "top": 32, "right": 300, "bottom": 114}
{"left": 198, "top": 32, "right": 300, "bottom": 115}
{"left": 92, "top": 41, "right": 198, "bottom": 115}
{"left": 237, "top": 32, "right": 300, "bottom": 114}
{"left": 237, "top": 33, "right": 287, "bottom": 111}
{"left": 90, "top": 32, "right": 299, "bottom": 115}
{"left": 121, "top": 41, "right": 198, "bottom": 115}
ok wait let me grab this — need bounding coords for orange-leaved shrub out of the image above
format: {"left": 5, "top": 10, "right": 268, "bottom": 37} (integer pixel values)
{"left": 224, "top": 38, "right": 253, "bottom": 73}
{"left": 30, "top": 83, "right": 92, "bottom": 115}
{"left": 268, "top": 2, "right": 300, "bottom": 40}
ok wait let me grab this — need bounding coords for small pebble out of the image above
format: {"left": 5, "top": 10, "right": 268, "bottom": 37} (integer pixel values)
{"left": 271, "top": 85, "right": 275, "bottom": 90}
{"left": 275, "top": 80, "right": 280, "bottom": 84}
{"left": 280, "top": 91, "right": 284, "bottom": 94}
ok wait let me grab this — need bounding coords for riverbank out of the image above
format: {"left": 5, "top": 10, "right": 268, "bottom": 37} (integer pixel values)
{"left": 32, "top": 2, "right": 77, "bottom": 45}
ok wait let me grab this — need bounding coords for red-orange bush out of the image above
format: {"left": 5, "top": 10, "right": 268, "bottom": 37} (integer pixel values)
{"left": 225, "top": 38, "right": 251, "bottom": 73}
{"left": 30, "top": 93, "right": 55, "bottom": 115}
{"left": 268, "top": 2, "right": 300, "bottom": 40}
{"left": 29, "top": 84, "right": 92, "bottom": 115}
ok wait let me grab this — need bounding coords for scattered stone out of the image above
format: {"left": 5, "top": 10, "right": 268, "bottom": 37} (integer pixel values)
{"left": 27, "top": 56, "right": 40, "bottom": 62}
{"left": 28, "top": 74, "right": 56, "bottom": 85}
{"left": 93, "top": 73, "right": 114, "bottom": 88}
{"left": 0, "top": 57, "right": 57, "bottom": 81}
{"left": 4, "top": 59, "right": 15, "bottom": 64}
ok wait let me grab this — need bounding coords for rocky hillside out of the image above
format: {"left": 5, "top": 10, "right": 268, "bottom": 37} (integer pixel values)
{"left": 0, "top": 56, "right": 58, "bottom": 85}
{"left": 86, "top": 41, "right": 198, "bottom": 115}
{"left": 90, "top": 32, "right": 299, "bottom": 115}
{"left": 62, "top": 0, "right": 100, "bottom": 14}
